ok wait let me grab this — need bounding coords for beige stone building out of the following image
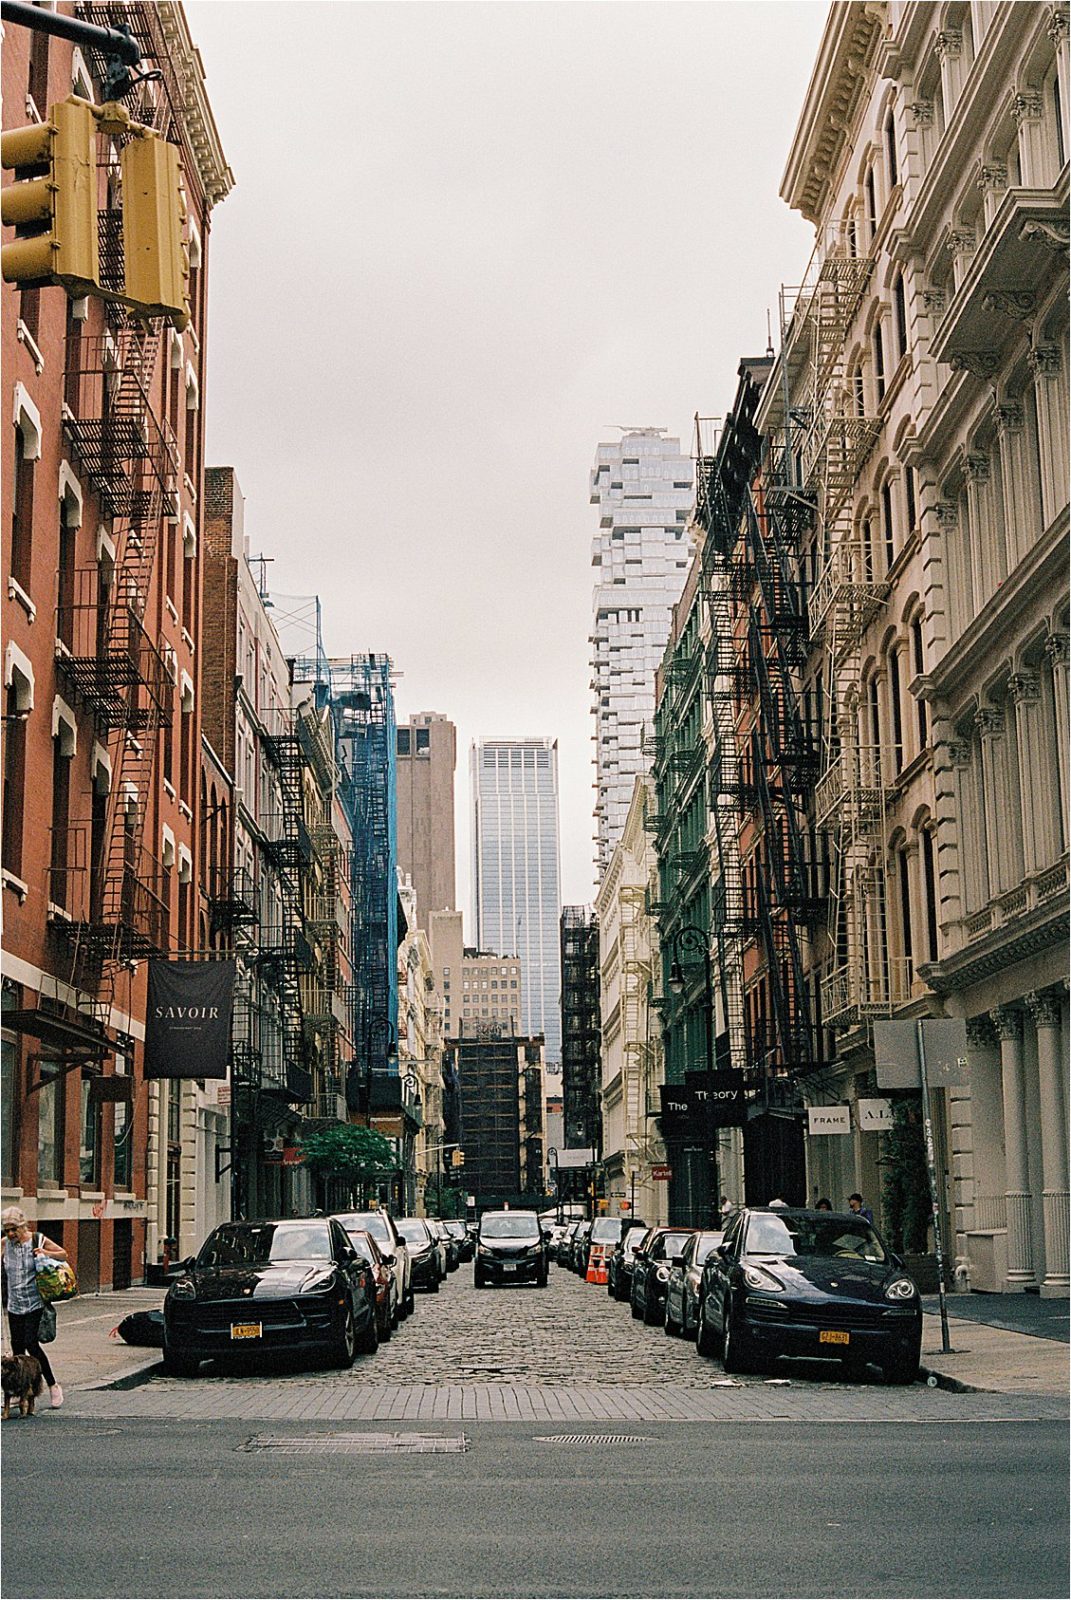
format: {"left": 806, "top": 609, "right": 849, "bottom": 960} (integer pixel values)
{"left": 428, "top": 909, "right": 523, "bottom": 1041}
{"left": 396, "top": 713, "right": 457, "bottom": 930}
{"left": 768, "top": 0, "right": 1068, "bottom": 1291}
{"left": 595, "top": 777, "right": 671, "bottom": 1224}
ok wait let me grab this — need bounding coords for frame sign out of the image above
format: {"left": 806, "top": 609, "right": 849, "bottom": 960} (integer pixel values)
{"left": 807, "top": 1104, "right": 851, "bottom": 1135}
{"left": 145, "top": 959, "right": 236, "bottom": 1080}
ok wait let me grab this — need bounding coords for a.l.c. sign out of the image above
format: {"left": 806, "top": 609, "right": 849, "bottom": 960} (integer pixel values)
{"left": 857, "top": 1097, "right": 894, "bottom": 1132}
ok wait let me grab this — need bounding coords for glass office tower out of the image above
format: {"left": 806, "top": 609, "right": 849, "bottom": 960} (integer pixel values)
{"left": 471, "top": 738, "right": 562, "bottom": 1066}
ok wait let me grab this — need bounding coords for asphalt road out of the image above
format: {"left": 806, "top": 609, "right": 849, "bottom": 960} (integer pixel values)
{"left": 3, "top": 1417, "right": 1066, "bottom": 1598}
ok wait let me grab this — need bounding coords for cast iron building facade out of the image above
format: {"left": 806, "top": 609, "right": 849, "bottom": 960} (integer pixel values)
{"left": 560, "top": 907, "right": 601, "bottom": 1153}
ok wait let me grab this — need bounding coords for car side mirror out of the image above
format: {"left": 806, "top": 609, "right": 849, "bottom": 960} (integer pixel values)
{"left": 384, "top": 1253, "right": 396, "bottom": 1266}
{"left": 717, "top": 1244, "right": 731, "bottom": 1259}
{"left": 671, "top": 1255, "right": 684, "bottom": 1267}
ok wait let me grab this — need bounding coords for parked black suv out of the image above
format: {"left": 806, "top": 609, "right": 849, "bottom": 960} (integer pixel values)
{"left": 474, "top": 1210, "right": 549, "bottom": 1288}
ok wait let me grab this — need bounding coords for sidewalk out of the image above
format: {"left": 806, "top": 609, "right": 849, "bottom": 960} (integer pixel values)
{"left": 921, "top": 1292, "right": 1069, "bottom": 1397}
{"left": 43, "top": 1287, "right": 165, "bottom": 1392}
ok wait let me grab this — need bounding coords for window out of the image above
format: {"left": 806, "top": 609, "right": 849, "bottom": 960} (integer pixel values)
{"left": 911, "top": 616, "right": 927, "bottom": 748}
{"left": 885, "top": 110, "right": 899, "bottom": 191}
{"left": 865, "top": 167, "right": 877, "bottom": 237}
{"left": 882, "top": 481, "right": 895, "bottom": 571}
{"left": 28, "top": 24, "right": 49, "bottom": 113}
{"left": 50, "top": 733, "right": 71, "bottom": 908}
{"left": 80, "top": 1078, "right": 100, "bottom": 1187}
{"left": 38, "top": 1062, "right": 65, "bottom": 1186}
{"left": 904, "top": 465, "right": 917, "bottom": 534}
{"left": 873, "top": 323, "right": 886, "bottom": 403}
{"left": 2, "top": 984, "right": 18, "bottom": 1188}
{"left": 921, "top": 829, "right": 938, "bottom": 963}
{"left": 889, "top": 649, "right": 904, "bottom": 773}
{"left": 11, "top": 424, "right": 36, "bottom": 592}
{"left": 20, "top": 286, "right": 40, "bottom": 340}
{"left": 898, "top": 848, "right": 913, "bottom": 963}
{"left": 113, "top": 1037, "right": 133, "bottom": 1189}
{"left": 397, "top": 728, "right": 411, "bottom": 755}
{"left": 2, "top": 683, "right": 27, "bottom": 876}
{"left": 415, "top": 728, "right": 430, "bottom": 752}
{"left": 893, "top": 273, "right": 908, "bottom": 361}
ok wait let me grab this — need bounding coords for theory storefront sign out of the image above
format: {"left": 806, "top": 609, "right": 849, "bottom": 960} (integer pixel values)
{"left": 659, "top": 1073, "right": 748, "bottom": 1134}
{"left": 145, "top": 959, "right": 236, "bottom": 1081}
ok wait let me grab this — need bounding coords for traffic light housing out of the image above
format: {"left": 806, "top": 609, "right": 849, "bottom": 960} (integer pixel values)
{"left": 121, "top": 132, "right": 189, "bottom": 328}
{"left": 452, "top": 1150, "right": 465, "bottom": 1168}
{"left": 1, "top": 97, "right": 100, "bottom": 293}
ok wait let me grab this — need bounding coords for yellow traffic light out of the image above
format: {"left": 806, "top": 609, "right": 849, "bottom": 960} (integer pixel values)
{"left": 452, "top": 1149, "right": 465, "bottom": 1168}
{"left": 1, "top": 97, "right": 99, "bottom": 292}
{"left": 121, "top": 133, "right": 188, "bottom": 328}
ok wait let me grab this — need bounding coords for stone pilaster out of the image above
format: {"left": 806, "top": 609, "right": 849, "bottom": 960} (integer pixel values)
{"left": 1029, "top": 345, "right": 1070, "bottom": 525}
{"left": 1027, "top": 990, "right": 1070, "bottom": 1296}
{"left": 991, "top": 1005, "right": 1036, "bottom": 1288}
{"left": 1008, "top": 672, "right": 1044, "bottom": 873}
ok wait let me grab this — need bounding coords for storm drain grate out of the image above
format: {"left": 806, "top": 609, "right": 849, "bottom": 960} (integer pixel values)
{"left": 240, "top": 1432, "right": 470, "bottom": 1455}
{"left": 534, "top": 1434, "right": 654, "bottom": 1446}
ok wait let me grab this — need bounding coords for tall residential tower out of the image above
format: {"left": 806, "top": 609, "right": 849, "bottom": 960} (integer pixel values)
{"left": 589, "top": 429, "right": 693, "bottom": 873}
{"left": 396, "top": 711, "right": 457, "bottom": 927}
{"left": 471, "top": 738, "right": 562, "bottom": 1065}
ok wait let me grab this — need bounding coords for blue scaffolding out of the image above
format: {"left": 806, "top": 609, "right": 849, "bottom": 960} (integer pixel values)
{"left": 328, "top": 655, "right": 399, "bottom": 1077}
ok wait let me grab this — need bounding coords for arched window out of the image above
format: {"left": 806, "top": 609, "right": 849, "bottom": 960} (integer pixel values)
{"left": 897, "top": 844, "right": 913, "bottom": 965}
{"left": 885, "top": 109, "right": 899, "bottom": 191}
{"left": 865, "top": 166, "right": 878, "bottom": 239}
{"left": 881, "top": 479, "right": 895, "bottom": 571}
{"left": 873, "top": 323, "right": 886, "bottom": 403}
{"left": 921, "top": 826, "right": 938, "bottom": 963}
{"left": 911, "top": 615, "right": 927, "bottom": 749}
{"left": 893, "top": 272, "right": 908, "bottom": 361}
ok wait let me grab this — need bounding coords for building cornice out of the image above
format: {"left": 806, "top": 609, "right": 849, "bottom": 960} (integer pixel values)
{"left": 157, "top": 1, "right": 235, "bottom": 210}
{"left": 780, "top": 1, "right": 885, "bottom": 226}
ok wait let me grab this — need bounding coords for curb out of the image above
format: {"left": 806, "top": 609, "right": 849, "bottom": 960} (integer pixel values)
{"left": 918, "top": 1363, "right": 986, "bottom": 1394}
{"left": 81, "top": 1356, "right": 162, "bottom": 1392}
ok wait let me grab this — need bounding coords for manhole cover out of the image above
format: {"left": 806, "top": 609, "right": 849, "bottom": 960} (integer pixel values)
{"left": 534, "top": 1434, "right": 653, "bottom": 1445}
{"left": 240, "top": 1432, "right": 469, "bottom": 1455}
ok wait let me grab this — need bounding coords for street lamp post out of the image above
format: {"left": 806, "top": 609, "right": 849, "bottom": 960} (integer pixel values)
{"left": 667, "top": 923, "right": 717, "bottom": 1228}
{"left": 547, "top": 1146, "right": 560, "bottom": 1225}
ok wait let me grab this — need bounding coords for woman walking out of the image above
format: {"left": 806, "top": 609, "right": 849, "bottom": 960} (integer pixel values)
{"left": 1, "top": 1207, "right": 68, "bottom": 1408}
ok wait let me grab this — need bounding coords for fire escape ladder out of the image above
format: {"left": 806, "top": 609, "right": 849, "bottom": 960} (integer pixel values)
{"left": 261, "top": 727, "right": 313, "bottom": 1103}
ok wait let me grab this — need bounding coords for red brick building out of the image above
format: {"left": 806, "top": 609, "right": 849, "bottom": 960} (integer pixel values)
{"left": 2, "top": 2, "right": 232, "bottom": 1286}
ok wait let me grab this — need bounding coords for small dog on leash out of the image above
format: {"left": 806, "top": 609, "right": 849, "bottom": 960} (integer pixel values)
{"left": 2, "top": 1354, "right": 45, "bottom": 1419}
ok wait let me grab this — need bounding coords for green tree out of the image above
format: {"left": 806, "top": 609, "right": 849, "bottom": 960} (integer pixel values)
{"left": 298, "top": 1124, "right": 397, "bottom": 1211}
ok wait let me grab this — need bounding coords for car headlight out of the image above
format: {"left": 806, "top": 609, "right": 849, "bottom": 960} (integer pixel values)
{"left": 477, "top": 1244, "right": 492, "bottom": 1258}
{"left": 303, "top": 1269, "right": 336, "bottom": 1293}
{"left": 743, "top": 1264, "right": 784, "bottom": 1291}
{"left": 885, "top": 1276, "right": 917, "bottom": 1300}
{"left": 655, "top": 1266, "right": 670, "bottom": 1282}
{"left": 170, "top": 1277, "right": 196, "bottom": 1300}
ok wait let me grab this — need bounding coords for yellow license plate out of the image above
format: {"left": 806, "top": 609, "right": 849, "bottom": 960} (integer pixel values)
{"left": 819, "top": 1329, "right": 850, "bottom": 1345}
{"left": 230, "top": 1322, "right": 262, "bottom": 1340}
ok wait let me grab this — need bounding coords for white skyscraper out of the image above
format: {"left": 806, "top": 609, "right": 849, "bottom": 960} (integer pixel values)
{"left": 589, "top": 429, "right": 694, "bottom": 872}
{"left": 471, "top": 738, "right": 562, "bottom": 1065}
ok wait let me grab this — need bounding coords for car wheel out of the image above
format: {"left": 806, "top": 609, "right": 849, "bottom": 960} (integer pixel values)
{"left": 537, "top": 1270, "right": 548, "bottom": 1287}
{"left": 884, "top": 1350, "right": 920, "bottom": 1386}
{"left": 429, "top": 1275, "right": 440, "bottom": 1293}
{"left": 695, "top": 1296, "right": 719, "bottom": 1358}
{"left": 161, "top": 1347, "right": 201, "bottom": 1378}
{"left": 474, "top": 1269, "right": 486, "bottom": 1289}
{"left": 404, "top": 1284, "right": 415, "bottom": 1316}
{"left": 722, "top": 1313, "right": 757, "bottom": 1375}
{"left": 378, "top": 1302, "right": 392, "bottom": 1341}
{"left": 335, "top": 1304, "right": 359, "bottom": 1366}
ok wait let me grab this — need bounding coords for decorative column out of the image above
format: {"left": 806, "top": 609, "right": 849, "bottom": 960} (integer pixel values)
{"left": 1029, "top": 345, "right": 1069, "bottom": 530}
{"left": 976, "top": 708, "right": 1006, "bottom": 896}
{"left": 963, "top": 454, "right": 990, "bottom": 614}
{"left": 1027, "top": 990, "right": 1069, "bottom": 1295}
{"left": 1008, "top": 672, "right": 1044, "bottom": 874}
{"left": 1047, "top": 633, "right": 1069, "bottom": 853}
{"left": 1011, "top": 89, "right": 1047, "bottom": 188}
{"left": 993, "top": 401, "right": 1027, "bottom": 573}
{"left": 977, "top": 161, "right": 1008, "bottom": 231}
{"left": 934, "top": 28, "right": 965, "bottom": 109}
{"left": 990, "top": 1005, "right": 1035, "bottom": 1287}
{"left": 1050, "top": 7, "right": 1070, "bottom": 149}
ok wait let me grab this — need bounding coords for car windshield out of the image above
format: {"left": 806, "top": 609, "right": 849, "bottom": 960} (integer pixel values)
{"left": 745, "top": 1212, "right": 887, "bottom": 1263}
{"left": 396, "top": 1219, "right": 431, "bottom": 1246}
{"left": 590, "top": 1219, "right": 621, "bottom": 1242}
{"left": 346, "top": 1230, "right": 381, "bottom": 1265}
{"left": 694, "top": 1231, "right": 724, "bottom": 1264}
{"left": 197, "top": 1222, "right": 333, "bottom": 1267}
{"left": 480, "top": 1214, "right": 539, "bottom": 1241}
{"left": 650, "top": 1232, "right": 694, "bottom": 1260}
{"left": 444, "top": 1222, "right": 466, "bottom": 1238}
{"left": 335, "top": 1212, "right": 394, "bottom": 1249}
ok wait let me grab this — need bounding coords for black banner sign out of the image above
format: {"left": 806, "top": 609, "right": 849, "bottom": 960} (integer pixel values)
{"left": 145, "top": 960, "right": 235, "bottom": 1081}
{"left": 659, "top": 1072, "right": 749, "bottom": 1133}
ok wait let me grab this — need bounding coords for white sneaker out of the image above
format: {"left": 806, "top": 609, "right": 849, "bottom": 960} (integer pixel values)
{"left": 49, "top": 1385, "right": 63, "bottom": 1409}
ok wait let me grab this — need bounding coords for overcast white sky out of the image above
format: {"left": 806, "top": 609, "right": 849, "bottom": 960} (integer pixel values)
{"left": 187, "top": 0, "right": 826, "bottom": 931}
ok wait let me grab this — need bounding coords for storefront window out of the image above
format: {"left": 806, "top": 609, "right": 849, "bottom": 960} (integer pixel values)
{"left": 113, "top": 1035, "right": 133, "bottom": 1190}
{"left": 80, "top": 1078, "right": 100, "bottom": 1187}
{"left": 37, "top": 1062, "right": 65, "bottom": 1186}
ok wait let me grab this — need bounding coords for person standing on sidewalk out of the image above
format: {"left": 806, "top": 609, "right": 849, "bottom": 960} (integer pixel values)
{"left": 1, "top": 1207, "right": 67, "bottom": 1409}
{"left": 847, "top": 1193, "right": 874, "bottom": 1225}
